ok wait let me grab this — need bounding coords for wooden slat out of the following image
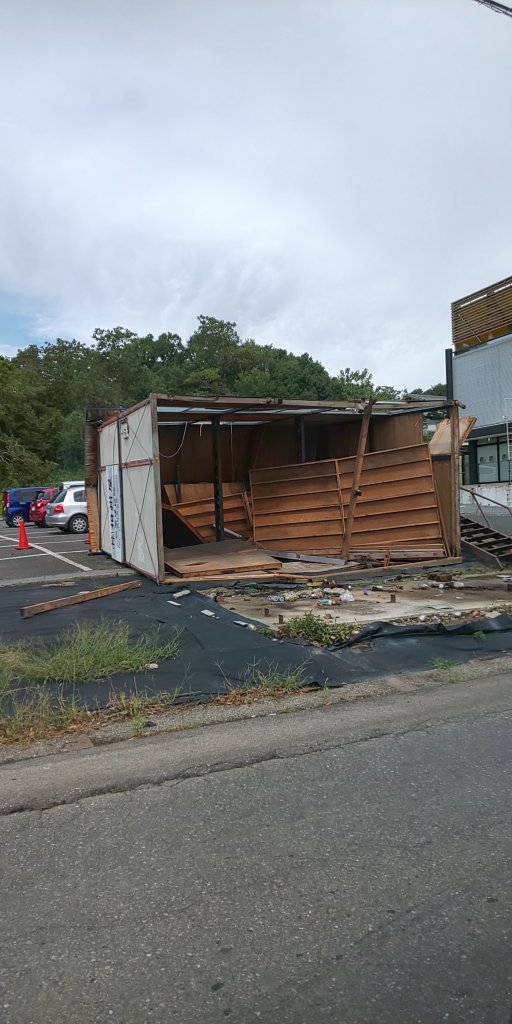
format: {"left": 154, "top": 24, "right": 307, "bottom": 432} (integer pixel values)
{"left": 349, "top": 524, "right": 443, "bottom": 544}
{"left": 342, "top": 400, "right": 373, "bottom": 558}
{"left": 251, "top": 459, "right": 338, "bottom": 483}
{"left": 20, "top": 581, "right": 141, "bottom": 618}
{"left": 351, "top": 508, "right": 440, "bottom": 530}
{"left": 347, "top": 493, "right": 438, "bottom": 516}
{"left": 252, "top": 491, "right": 342, "bottom": 513}
{"left": 339, "top": 444, "right": 430, "bottom": 473}
{"left": 338, "top": 476, "right": 435, "bottom": 504}
{"left": 338, "top": 460, "right": 435, "bottom": 489}
{"left": 254, "top": 507, "right": 344, "bottom": 527}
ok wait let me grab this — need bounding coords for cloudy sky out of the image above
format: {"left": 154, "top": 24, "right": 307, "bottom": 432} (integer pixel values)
{"left": 0, "top": 0, "right": 510, "bottom": 389}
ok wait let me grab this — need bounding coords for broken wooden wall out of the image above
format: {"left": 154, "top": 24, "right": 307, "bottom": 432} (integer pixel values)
{"left": 250, "top": 460, "right": 345, "bottom": 555}
{"left": 338, "top": 444, "right": 444, "bottom": 555}
{"left": 251, "top": 444, "right": 445, "bottom": 557}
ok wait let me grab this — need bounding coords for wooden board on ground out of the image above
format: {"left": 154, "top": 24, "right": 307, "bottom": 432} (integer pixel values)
{"left": 351, "top": 548, "right": 445, "bottom": 562}
{"left": 20, "top": 580, "right": 141, "bottom": 618}
{"left": 163, "top": 539, "right": 281, "bottom": 578}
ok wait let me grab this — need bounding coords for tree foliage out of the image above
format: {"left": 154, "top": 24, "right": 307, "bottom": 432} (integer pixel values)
{"left": 0, "top": 316, "right": 416, "bottom": 487}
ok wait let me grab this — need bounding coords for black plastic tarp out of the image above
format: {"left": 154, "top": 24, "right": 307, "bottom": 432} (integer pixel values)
{"left": 1, "top": 580, "right": 511, "bottom": 709}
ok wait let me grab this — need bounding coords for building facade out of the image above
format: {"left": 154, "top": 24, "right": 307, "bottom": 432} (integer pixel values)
{"left": 451, "top": 275, "right": 512, "bottom": 498}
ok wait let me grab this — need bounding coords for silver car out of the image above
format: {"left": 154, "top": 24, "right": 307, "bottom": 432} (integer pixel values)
{"left": 46, "top": 487, "right": 88, "bottom": 534}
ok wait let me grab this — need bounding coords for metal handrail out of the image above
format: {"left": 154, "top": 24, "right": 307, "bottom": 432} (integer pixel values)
{"left": 460, "top": 486, "right": 512, "bottom": 532}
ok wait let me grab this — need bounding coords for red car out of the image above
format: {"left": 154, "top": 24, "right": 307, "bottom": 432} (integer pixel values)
{"left": 29, "top": 487, "right": 61, "bottom": 527}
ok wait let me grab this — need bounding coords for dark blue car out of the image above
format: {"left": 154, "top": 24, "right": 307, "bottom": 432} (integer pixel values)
{"left": 2, "top": 487, "right": 47, "bottom": 527}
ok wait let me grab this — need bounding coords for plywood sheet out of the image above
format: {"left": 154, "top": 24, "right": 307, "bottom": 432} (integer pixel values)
{"left": 163, "top": 539, "right": 280, "bottom": 578}
{"left": 428, "top": 416, "right": 476, "bottom": 456}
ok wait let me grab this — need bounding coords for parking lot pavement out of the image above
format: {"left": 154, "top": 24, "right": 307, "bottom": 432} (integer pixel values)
{"left": 0, "top": 521, "right": 132, "bottom": 585}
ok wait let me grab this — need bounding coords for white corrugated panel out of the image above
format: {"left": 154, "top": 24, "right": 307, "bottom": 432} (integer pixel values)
{"left": 98, "top": 420, "right": 119, "bottom": 556}
{"left": 453, "top": 333, "right": 512, "bottom": 428}
{"left": 120, "top": 403, "right": 160, "bottom": 579}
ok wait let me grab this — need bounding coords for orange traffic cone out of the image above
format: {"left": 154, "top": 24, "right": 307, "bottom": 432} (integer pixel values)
{"left": 15, "top": 520, "right": 31, "bottom": 550}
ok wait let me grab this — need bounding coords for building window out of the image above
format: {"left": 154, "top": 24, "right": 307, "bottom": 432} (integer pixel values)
{"left": 477, "top": 442, "right": 499, "bottom": 483}
{"left": 499, "top": 440, "right": 512, "bottom": 483}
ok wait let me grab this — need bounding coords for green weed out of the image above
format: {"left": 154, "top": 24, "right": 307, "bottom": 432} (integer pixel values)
{"left": 280, "top": 612, "right": 352, "bottom": 646}
{"left": 430, "top": 657, "right": 457, "bottom": 670}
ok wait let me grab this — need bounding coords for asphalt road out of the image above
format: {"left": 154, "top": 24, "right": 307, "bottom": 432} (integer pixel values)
{"left": 0, "top": 519, "right": 126, "bottom": 584}
{"left": 1, "top": 675, "right": 511, "bottom": 1023}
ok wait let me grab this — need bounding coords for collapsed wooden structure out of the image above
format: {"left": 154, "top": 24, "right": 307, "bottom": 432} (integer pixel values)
{"left": 86, "top": 394, "right": 467, "bottom": 582}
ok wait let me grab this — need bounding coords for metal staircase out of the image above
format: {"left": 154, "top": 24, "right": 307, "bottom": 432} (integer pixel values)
{"left": 460, "top": 515, "right": 512, "bottom": 568}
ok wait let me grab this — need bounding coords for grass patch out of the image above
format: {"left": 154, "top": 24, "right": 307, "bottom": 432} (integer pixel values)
{"left": 0, "top": 620, "right": 180, "bottom": 693}
{"left": 216, "top": 660, "right": 308, "bottom": 704}
{"left": 0, "top": 621, "right": 181, "bottom": 743}
{"left": 280, "top": 612, "right": 353, "bottom": 646}
{"left": 430, "top": 657, "right": 457, "bottom": 670}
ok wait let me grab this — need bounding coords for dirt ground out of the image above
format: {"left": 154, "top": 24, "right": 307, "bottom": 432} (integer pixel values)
{"left": 212, "top": 568, "right": 512, "bottom": 630}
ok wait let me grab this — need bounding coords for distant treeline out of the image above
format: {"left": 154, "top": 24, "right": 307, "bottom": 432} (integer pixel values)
{"left": 0, "top": 315, "right": 445, "bottom": 487}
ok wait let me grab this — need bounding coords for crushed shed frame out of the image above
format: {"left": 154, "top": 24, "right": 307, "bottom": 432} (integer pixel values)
{"left": 89, "top": 393, "right": 462, "bottom": 582}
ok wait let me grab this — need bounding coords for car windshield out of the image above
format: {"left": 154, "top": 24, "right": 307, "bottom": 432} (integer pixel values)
{"left": 53, "top": 490, "right": 67, "bottom": 503}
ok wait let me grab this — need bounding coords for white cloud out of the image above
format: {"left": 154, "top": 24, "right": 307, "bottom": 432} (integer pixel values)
{"left": 0, "top": 0, "right": 511, "bottom": 388}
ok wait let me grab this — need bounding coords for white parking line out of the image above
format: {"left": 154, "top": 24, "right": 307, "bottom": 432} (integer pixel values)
{"left": 0, "top": 549, "right": 88, "bottom": 561}
{"left": 25, "top": 541, "right": 93, "bottom": 572}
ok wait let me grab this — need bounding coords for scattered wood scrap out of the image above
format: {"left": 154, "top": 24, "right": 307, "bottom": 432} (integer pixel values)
{"left": 20, "top": 580, "right": 141, "bottom": 618}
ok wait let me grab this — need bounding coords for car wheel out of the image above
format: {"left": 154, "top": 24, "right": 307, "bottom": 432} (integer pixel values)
{"left": 68, "top": 514, "right": 88, "bottom": 534}
{"left": 9, "top": 513, "right": 24, "bottom": 528}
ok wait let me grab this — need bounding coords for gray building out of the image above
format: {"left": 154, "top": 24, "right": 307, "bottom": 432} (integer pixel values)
{"left": 451, "top": 275, "right": 512, "bottom": 497}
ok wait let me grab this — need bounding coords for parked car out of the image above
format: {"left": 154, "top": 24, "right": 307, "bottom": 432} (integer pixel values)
{"left": 29, "top": 480, "right": 85, "bottom": 527}
{"left": 45, "top": 487, "right": 88, "bottom": 533}
{"left": 2, "top": 487, "right": 48, "bottom": 527}
{"left": 29, "top": 487, "right": 61, "bottom": 527}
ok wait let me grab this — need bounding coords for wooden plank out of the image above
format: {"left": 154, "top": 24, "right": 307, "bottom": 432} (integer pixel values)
{"left": 252, "top": 491, "right": 342, "bottom": 513}
{"left": 164, "top": 482, "right": 244, "bottom": 505}
{"left": 342, "top": 401, "right": 373, "bottom": 558}
{"left": 346, "top": 494, "right": 438, "bottom": 516}
{"left": 20, "top": 581, "right": 141, "bottom": 619}
{"left": 262, "top": 537, "right": 342, "bottom": 553}
{"left": 255, "top": 520, "right": 343, "bottom": 541}
{"left": 338, "top": 461, "right": 433, "bottom": 490}
{"left": 338, "top": 475, "right": 436, "bottom": 504}
{"left": 251, "top": 459, "right": 338, "bottom": 484}
{"left": 351, "top": 508, "right": 441, "bottom": 530}
{"left": 252, "top": 479, "right": 340, "bottom": 500}
{"left": 352, "top": 548, "right": 445, "bottom": 561}
{"left": 254, "top": 507, "right": 344, "bottom": 527}
{"left": 348, "top": 524, "right": 443, "bottom": 545}
{"left": 339, "top": 443, "right": 430, "bottom": 474}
